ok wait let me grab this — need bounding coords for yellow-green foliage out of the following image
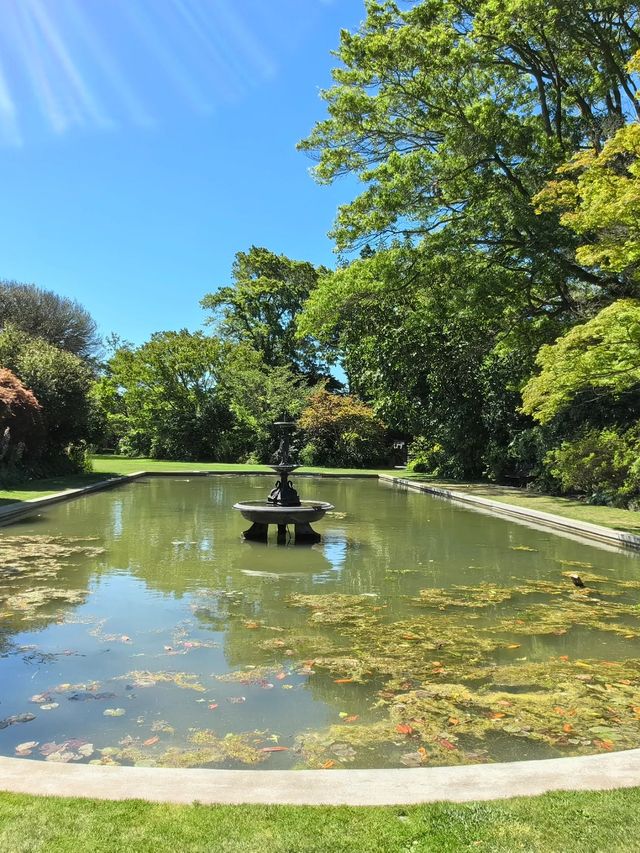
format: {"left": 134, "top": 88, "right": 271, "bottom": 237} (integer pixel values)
{"left": 521, "top": 300, "right": 640, "bottom": 423}
{"left": 535, "top": 122, "right": 640, "bottom": 279}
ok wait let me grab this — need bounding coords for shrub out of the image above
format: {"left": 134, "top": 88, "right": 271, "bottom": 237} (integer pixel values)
{"left": 405, "top": 437, "right": 449, "bottom": 475}
{"left": 0, "top": 368, "right": 44, "bottom": 474}
{"left": 544, "top": 426, "right": 640, "bottom": 506}
{"left": 298, "top": 390, "right": 386, "bottom": 468}
{"left": 0, "top": 325, "right": 93, "bottom": 458}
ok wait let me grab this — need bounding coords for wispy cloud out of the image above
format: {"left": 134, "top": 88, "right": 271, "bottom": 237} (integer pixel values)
{"left": 0, "top": 0, "right": 337, "bottom": 144}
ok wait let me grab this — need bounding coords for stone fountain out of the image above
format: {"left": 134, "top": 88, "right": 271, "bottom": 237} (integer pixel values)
{"left": 233, "top": 414, "right": 333, "bottom": 544}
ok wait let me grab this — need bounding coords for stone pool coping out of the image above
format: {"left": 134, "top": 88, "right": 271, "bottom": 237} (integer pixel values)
{"left": 381, "top": 475, "right": 640, "bottom": 551}
{"left": 2, "top": 469, "right": 640, "bottom": 803}
{"left": 1, "top": 749, "right": 640, "bottom": 805}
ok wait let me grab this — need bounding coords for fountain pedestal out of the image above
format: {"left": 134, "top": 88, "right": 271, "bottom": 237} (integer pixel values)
{"left": 233, "top": 416, "right": 333, "bottom": 544}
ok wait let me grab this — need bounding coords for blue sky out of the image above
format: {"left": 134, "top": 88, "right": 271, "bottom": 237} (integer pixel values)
{"left": 0, "top": 0, "right": 364, "bottom": 345}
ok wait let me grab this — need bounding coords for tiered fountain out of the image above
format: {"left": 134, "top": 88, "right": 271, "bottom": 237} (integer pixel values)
{"left": 233, "top": 414, "right": 333, "bottom": 544}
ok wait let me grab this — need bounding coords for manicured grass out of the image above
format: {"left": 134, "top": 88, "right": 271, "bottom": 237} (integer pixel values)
{"left": 0, "top": 788, "right": 638, "bottom": 852}
{"left": 90, "top": 454, "right": 386, "bottom": 478}
{"left": 399, "top": 474, "right": 640, "bottom": 536}
{"left": 0, "top": 473, "right": 115, "bottom": 507}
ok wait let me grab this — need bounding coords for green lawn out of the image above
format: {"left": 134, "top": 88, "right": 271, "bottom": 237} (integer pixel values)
{"left": 90, "top": 454, "right": 385, "bottom": 478}
{"left": 0, "top": 788, "right": 638, "bottom": 852}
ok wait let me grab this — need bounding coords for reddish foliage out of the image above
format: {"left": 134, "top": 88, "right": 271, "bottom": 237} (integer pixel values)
{"left": 0, "top": 368, "right": 44, "bottom": 461}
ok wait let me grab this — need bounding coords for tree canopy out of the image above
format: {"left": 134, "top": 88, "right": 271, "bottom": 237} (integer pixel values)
{"left": 522, "top": 299, "right": 640, "bottom": 423}
{"left": 201, "top": 246, "right": 334, "bottom": 384}
{"left": 0, "top": 280, "right": 100, "bottom": 360}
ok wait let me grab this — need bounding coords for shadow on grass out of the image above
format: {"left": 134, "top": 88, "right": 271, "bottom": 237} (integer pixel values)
{"left": 0, "top": 473, "right": 118, "bottom": 507}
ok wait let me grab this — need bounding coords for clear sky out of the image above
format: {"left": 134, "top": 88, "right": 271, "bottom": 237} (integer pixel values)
{"left": 0, "top": 0, "right": 364, "bottom": 345}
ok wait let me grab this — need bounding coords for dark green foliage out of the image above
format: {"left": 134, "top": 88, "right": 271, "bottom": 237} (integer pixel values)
{"left": 0, "top": 280, "right": 100, "bottom": 360}
{"left": 93, "top": 331, "right": 313, "bottom": 463}
{"left": 0, "top": 325, "right": 93, "bottom": 474}
{"left": 202, "top": 246, "right": 335, "bottom": 385}
{"left": 296, "top": 0, "right": 640, "bottom": 493}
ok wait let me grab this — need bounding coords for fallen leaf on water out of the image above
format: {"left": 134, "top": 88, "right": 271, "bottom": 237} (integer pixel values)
{"left": 334, "top": 678, "right": 353, "bottom": 684}
{"left": 208, "top": 703, "right": 219, "bottom": 710}
{"left": 143, "top": 737, "right": 159, "bottom": 747}
{"left": 506, "top": 644, "right": 520, "bottom": 650}
{"left": 15, "top": 741, "right": 38, "bottom": 755}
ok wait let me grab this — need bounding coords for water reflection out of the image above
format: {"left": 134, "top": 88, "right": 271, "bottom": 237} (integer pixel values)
{"left": 1, "top": 475, "right": 640, "bottom": 769}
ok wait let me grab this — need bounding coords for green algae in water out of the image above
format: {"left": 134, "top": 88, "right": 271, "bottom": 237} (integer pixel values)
{"left": 3, "top": 475, "right": 640, "bottom": 770}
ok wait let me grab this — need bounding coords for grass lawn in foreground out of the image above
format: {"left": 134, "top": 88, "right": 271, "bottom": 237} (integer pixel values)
{"left": 0, "top": 788, "right": 638, "bottom": 852}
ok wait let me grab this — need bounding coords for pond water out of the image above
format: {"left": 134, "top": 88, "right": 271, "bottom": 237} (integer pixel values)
{"left": 2, "top": 475, "right": 640, "bottom": 770}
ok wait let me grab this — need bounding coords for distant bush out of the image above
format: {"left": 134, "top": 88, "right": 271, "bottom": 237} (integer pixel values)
{"left": 0, "top": 325, "right": 93, "bottom": 473}
{"left": 544, "top": 426, "right": 640, "bottom": 507}
{"left": 405, "top": 437, "right": 449, "bottom": 475}
{"left": 0, "top": 368, "right": 44, "bottom": 478}
{"left": 298, "top": 390, "right": 386, "bottom": 468}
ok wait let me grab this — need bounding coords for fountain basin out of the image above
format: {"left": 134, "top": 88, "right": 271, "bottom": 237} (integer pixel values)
{"left": 233, "top": 499, "right": 334, "bottom": 543}
{"left": 233, "top": 499, "right": 333, "bottom": 525}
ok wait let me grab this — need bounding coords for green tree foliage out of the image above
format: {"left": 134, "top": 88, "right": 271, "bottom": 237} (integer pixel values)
{"left": 0, "top": 280, "right": 100, "bottom": 360}
{"left": 296, "top": 0, "right": 640, "bottom": 481}
{"left": 545, "top": 426, "right": 640, "bottom": 506}
{"left": 0, "top": 368, "right": 44, "bottom": 472}
{"left": 298, "top": 389, "right": 386, "bottom": 468}
{"left": 299, "top": 0, "right": 639, "bottom": 303}
{"left": 201, "top": 246, "right": 334, "bottom": 384}
{"left": 0, "top": 325, "right": 93, "bottom": 464}
{"left": 521, "top": 300, "right": 640, "bottom": 424}
{"left": 535, "top": 120, "right": 640, "bottom": 287}
{"left": 93, "top": 330, "right": 312, "bottom": 462}
{"left": 92, "top": 331, "right": 232, "bottom": 460}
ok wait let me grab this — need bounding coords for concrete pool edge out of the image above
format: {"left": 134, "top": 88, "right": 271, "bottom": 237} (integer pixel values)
{"left": 382, "top": 475, "right": 640, "bottom": 552}
{"left": 1, "top": 472, "right": 640, "bottom": 802}
{"left": 1, "top": 749, "right": 640, "bottom": 805}
{"left": 0, "top": 472, "right": 147, "bottom": 526}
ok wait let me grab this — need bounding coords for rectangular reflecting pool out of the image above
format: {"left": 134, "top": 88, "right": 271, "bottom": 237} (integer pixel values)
{"left": 2, "top": 475, "right": 640, "bottom": 769}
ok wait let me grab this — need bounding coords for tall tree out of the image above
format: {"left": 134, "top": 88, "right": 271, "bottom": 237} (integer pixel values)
{"left": 201, "top": 246, "right": 334, "bottom": 384}
{"left": 296, "top": 0, "right": 640, "bottom": 478}
{"left": 299, "top": 0, "right": 640, "bottom": 312}
{"left": 0, "top": 280, "right": 100, "bottom": 360}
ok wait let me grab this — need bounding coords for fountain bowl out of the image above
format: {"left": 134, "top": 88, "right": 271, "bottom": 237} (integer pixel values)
{"left": 233, "top": 500, "right": 334, "bottom": 526}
